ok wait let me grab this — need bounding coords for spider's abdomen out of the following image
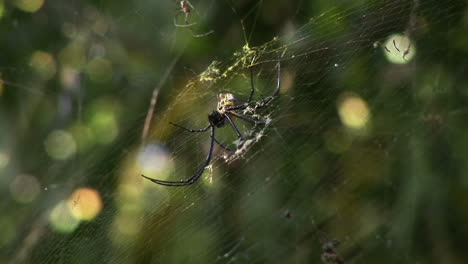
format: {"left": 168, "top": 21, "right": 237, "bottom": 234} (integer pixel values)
{"left": 217, "top": 93, "right": 236, "bottom": 113}
{"left": 208, "top": 111, "right": 225, "bottom": 128}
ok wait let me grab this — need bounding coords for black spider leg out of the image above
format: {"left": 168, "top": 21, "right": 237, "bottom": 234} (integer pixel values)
{"left": 213, "top": 138, "right": 235, "bottom": 152}
{"left": 227, "top": 60, "right": 281, "bottom": 112}
{"left": 255, "top": 60, "right": 281, "bottom": 109}
{"left": 402, "top": 43, "right": 411, "bottom": 61}
{"left": 393, "top": 39, "right": 400, "bottom": 52}
{"left": 224, "top": 114, "right": 243, "bottom": 139}
{"left": 247, "top": 67, "right": 255, "bottom": 103}
{"left": 228, "top": 112, "right": 266, "bottom": 125}
{"left": 169, "top": 122, "right": 230, "bottom": 150}
{"left": 169, "top": 122, "right": 210, "bottom": 132}
{"left": 141, "top": 126, "right": 215, "bottom": 186}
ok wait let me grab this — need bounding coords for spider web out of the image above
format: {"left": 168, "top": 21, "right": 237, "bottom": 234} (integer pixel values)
{"left": 1, "top": 0, "right": 467, "bottom": 263}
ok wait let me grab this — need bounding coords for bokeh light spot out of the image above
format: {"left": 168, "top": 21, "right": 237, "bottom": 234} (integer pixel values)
{"left": 0, "top": 1, "right": 4, "bottom": 20}
{"left": 86, "top": 57, "right": 113, "bottom": 83}
{"left": 383, "top": 34, "right": 416, "bottom": 64}
{"left": 70, "top": 123, "right": 95, "bottom": 152}
{"left": 60, "top": 66, "right": 80, "bottom": 90}
{"left": 337, "top": 93, "right": 371, "bottom": 130}
{"left": 59, "top": 41, "right": 86, "bottom": 68}
{"left": 29, "top": 51, "right": 57, "bottom": 80}
{"left": 0, "top": 76, "right": 4, "bottom": 96}
{"left": 138, "top": 143, "right": 173, "bottom": 181}
{"left": 44, "top": 130, "right": 77, "bottom": 160}
{"left": 68, "top": 188, "right": 103, "bottom": 221}
{"left": 49, "top": 201, "right": 80, "bottom": 233}
{"left": 10, "top": 174, "right": 40, "bottom": 204}
{"left": 114, "top": 215, "right": 140, "bottom": 236}
{"left": 13, "top": 0, "right": 44, "bottom": 13}
{"left": 0, "top": 152, "right": 10, "bottom": 168}
{"left": 89, "top": 111, "right": 118, "bottom": 144}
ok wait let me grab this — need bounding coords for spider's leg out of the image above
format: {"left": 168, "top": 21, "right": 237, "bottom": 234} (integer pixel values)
{"left": 174, "top": 10, "right": 197, "bottom": 27}
{"left": 247, "top": 67, "right": 255, "bottom": 103}
{"left": 225, "top": 114, "right": 243, "bottom": 139}
{"left": 402, "top": 43, "right": 411, "bottom": 61}
{"left": 184, "top": 11, "right": 190, "bottom": 24}
{"left": 273, "top": 60, "right": 281, "bottom": 97}
{"left": 190, "top": 28, "right": 214, "bottom": 38}
{"left": 226, "top": 103, "right": 250, "bottom": 111}
{"left": 170, "top": 122, "right": 210, "bottom": 132}
{"left": 393, "top": 39, "right": 400, "bottom": 52}
{"left": 229, "top": 112, "right": 266, "bottom": 125}
{"left": 141, "top": 126, "right": 215, "bottom": 186}
{"left": 185, "top": 0, "right": 195, "bottom": 9}
{"left": 174, "top": 19, "right": 197, "bottom": 28}
{"left": 214, "top": 138, "right": 235, "bottom": 152}
{"left": 256, "top": 60, "right": 281, "bottom": 109}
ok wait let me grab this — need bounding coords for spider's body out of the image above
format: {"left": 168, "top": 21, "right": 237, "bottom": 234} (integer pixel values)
{"left": 180, "top": 0, "right": 190, "bottom": 14}
{"left": 206, "top": 93, "right": 239, "bottom": 128}
{"left": 217, "top": 93, "right": 237, "bottom": 112}
{"left": 141, "top": 63, "right": 281, "bottom": 186}
{"left": 208, "top": 111, "right": 226, "bottom": 128}
{"left": 321, "top": 240, "right": 344, "bottom": 264}
{"left": 174, "top": 0, "right": 213, "bottom": 37}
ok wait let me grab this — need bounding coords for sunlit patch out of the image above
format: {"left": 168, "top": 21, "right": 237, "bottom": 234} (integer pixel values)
{"left": 10, "top": 174, "right": 40, "bottom": 204}
{"left": 44, "top": 130, "right": 77, "bottom": 160}
{"left": 87, "top": 98, "right": 119, "bottom": 144}
{"left": 49, "top": 201, "right": 80, "bottom": 233}
{"left": 13, "top": 0, "right": 44, "bottom": 13}
{"left": 29, "top": 51, "right": 57, "bottom": 80}
{"left": 60, "top": 66, "right": 80, "bottom": 90}
{"left": 89, "top": 111, "right": 118, "bottom": 144}
{"left": 70, "top": 123, "right": 95, "bottom": 153}
{"left": 0, "top": 216, "right": 16, "bottom": 247}
{"left": 0, "top": 1, "right": 4, "bottom": 20}
{"left": 113, "top": 215, "right": 140, "bottom": 237}
{"left": 117, "top": 184, "right": 142, "bottom": 212}
{"left": 280, "top": 69, "right": 295, "bottom": 93}
{"left": 337, "top": 93, "right": 371, "bottom": 130}
{"left": 59, "top": 41, "right": 86, "bottom": 68}
{"left": 0, "top": 152, "right": 9, "bottom": 168}
{"left": 383, "top": 34, "right": 415, "bottom": 64}
{"left": 68, "top": 188, "right": 103, "bottom": 221}
{"left": 203, "top": 164, "right": 214, "bottom": 186}
{"left": 86, "top": 57, "right": 113, "bottom": 83}
{"left": 138, "top": 143, "right": 173, "bottom": 181}
{"left": 0, "top": 75, "right": 4, "bottom": 96}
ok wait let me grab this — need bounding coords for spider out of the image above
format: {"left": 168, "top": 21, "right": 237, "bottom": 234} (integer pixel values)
{"left": 174, "top": 0, "right": 214, "bottom": 38}
{"left": 141, "top": 62, "right": 281, "bottom": 186}
{"left": 321, "top": 239, "right": 344, "bottom": 264}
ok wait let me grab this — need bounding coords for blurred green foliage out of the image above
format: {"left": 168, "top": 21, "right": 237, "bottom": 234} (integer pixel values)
{"left": 1, "top": 0, "right": 468, "bottom": 263}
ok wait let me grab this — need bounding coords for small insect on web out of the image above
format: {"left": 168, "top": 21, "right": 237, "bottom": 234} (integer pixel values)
{"left": 321, "top": 239, "right": 344, "bottom": 264}
{"left": 174, "top": 0, "right": 214, "bottom": 37}
{"left": 141, "top": 61, "right": 281, "bottom": 186}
